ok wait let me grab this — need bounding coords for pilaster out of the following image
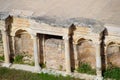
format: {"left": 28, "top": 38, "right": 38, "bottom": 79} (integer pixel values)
{"left": 104, "top": 46, "right": 108, "bottom": 69}
{"left": 63, "top": 35, "right": 71, "bottom": 73}
{"left": 31, "top": 34, "right": 41, "bottom": 72}
{"left": 1, "top": 30, "right": 11, "bottom": 67}
{"left": 94, "top": 40, "right": 103, "bottom": 80}
{"left": 42, "top": 35, "right": 46, "bottom": 63}
{"left": 12, "top": 36, "right": 15, "bottom": 54}
{"left": 73, "top": 43, "right": 79, "bottom": 69}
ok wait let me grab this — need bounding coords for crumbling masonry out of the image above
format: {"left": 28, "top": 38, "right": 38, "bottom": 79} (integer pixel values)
{"left": 0, "top": 11, "right": 120, "bottom": 80}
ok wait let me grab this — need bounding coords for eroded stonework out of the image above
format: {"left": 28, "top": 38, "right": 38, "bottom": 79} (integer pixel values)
{"left": 15, "top": 32, "right": 33, "bottom": 55}
{"left": 77, "top": 40, "right": 96, "bottom": 68}
{"left": 45, "top": 38, "right": 65, "bottom": 70}
{"left": 0, "top": 11, "right": 120, "bottom": 80}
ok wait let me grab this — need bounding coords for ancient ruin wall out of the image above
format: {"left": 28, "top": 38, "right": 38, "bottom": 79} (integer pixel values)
{"left": 15, "top": 32, "right": 33, "bottom": 55}
{"left": 77, "top": 40, "right": 96, "bottom": 69}
{"left": 107, "top": 43, "right": 120, "bottom": 67}
{"left": 45, "top": 38, "right": 66, "bottom": 71}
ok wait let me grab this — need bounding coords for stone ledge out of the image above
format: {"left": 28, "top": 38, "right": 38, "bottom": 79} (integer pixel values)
{"left": 0, "top": 62, "right": 97, "bottom": 80}
{"left": 1, "top": 63, "right": 12, "bottom": 67}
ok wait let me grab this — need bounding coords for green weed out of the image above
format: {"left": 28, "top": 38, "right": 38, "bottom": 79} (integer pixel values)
{"left": 77, "top": 63, "right": 96, "bottom": 75}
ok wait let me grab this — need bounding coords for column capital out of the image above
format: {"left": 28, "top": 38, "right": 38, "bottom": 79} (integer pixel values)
{"left": 1, "top": 29, "right": 10, "bottom": 36}
{"left": 94, "top": 40, "right": 102, "bottom": 45}
{"left": 31, "top": 33, "right": 37, "bottom": 39}
{"left": 1, "top": 27, "right": 6, "bottom": 31}
{"left": 63, "top": 35, "right": 70, "bottom": 40}
{"left": 1, "top": 29, "right": 7, "bottom": 33}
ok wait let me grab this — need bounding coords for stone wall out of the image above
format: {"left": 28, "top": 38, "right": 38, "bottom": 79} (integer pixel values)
{"left": 45, "top": 38, "right": 65, "bottom": 71}
{"left": 15, "top": 32, "right": 33, "bottom": 55}
{"left": 44, "top": 37, "right": 97, "bottom": 70}
{"left": 77, "top": 40, "right": 96, "bottom": 69}
{"left": 107, "top": 44, "right": 120, "bottom": 67}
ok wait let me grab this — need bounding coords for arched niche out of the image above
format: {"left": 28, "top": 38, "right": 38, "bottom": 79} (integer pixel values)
{"left": 106, "top": 42, "right": 120, "bottom": 67}
{"left": 11, "top": 27, "right": 32, "bottom": 37}
{"left": 43, "top": 34, "right": 65, "bottom": 71}
{"left": 77, "top": 38, "right": 96, "bottom": 68}
{"left": 15, "top": 29, "right": 33, "bottom": 56}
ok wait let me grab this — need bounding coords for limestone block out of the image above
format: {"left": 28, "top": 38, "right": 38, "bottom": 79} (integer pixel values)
{"left": 11, "top": 17, "right": 30, "bottom": 31}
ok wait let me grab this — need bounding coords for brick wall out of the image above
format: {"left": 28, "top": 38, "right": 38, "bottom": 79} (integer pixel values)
{"left": 107, "top": 45, "right": 120, "bottom": 67}
{"left": 45, "top": 38, "right": 66, "bottom": 71}
{"left": 77, "top": 40, "right": 96, "bottom": 69}
{"left": 15, "top": 33, "right": 33, "bottom": 55}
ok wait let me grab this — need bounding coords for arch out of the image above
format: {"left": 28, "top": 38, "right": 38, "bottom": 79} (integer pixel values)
{"left": 77, "top": 38, "right": 93, "bottom": 46}
{"left": 12, "top": 28, "right": 34, "bottom": 65}
{"left": 77, "top": 38, "right": 86, "bottom": 44}
{"left": 11, "top": 27, "right": 32, "bottom": 37}
{"left": 76, "top": 38, "right": 96, "bottom": 68}
{"left": 106, "top": 41, "right": 120, "bottom": 67}
{"left": 14, "top": 29, "right": 33, "bottom": 54}
{"left": 15, "top": 29, "right": 27, "bottom": 36}
{"left": 106, "top": 39, "right": 120, "bottom": 46}
{"left": 106, "top": 41, "right": 120, "bottom": 55}
{"left": 107, "top": 42, "right": 116, "bottom": 46}
{"left": 74, "top": 36, "right": 93, "bottom": 45}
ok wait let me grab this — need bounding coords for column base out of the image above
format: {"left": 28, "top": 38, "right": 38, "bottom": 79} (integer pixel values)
{"left": 34, "top": 66, "right": 41, "bottom": 72}
{"left": 2, "top": 63, "right": 12, "bottom": 67}
{"left": 95, "top": 76, "right": 103, "bottom": 80}
{"left": 66, "top": 69, "right": 71, "bottom": 73}
{"left": 75, "top": 60, "right": 79, "bottom": 69}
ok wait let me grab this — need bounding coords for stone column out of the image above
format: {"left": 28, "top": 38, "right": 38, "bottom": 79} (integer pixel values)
{"left": 32, "top": 34, "right": 41, "bottom": 72}
{"left": 73, "top": 44, "right": 79, "bottom": 69}
{"left": 42, "top": 35, "right": 46, "bottom": 63}
{"left": 95, "top": 40, "right": 103, "bottom": 80}
{"left": 12, "top": 36, "right": 15, "bottom": 54}
{"left": 104, "top": 46, "right": 108, "bottom": 69}
{"left": 2, "top": 30, "right": 11, "bottom": 67}
{"left": 63, "top": 35, "right": 71, "bottom": 73}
